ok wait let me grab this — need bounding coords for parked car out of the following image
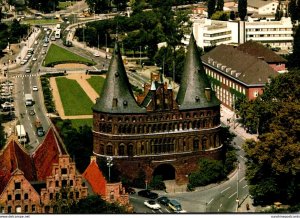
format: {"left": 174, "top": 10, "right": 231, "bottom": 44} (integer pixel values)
{"left": 125, "top": 187, "right": 136, "bottom": 194}
{"left": 157, "top": 196, "right": 170, "bottom": 206}
{"left": 43, "top": 43, "right": 48, "bottom": 47}
{"left": 144, "top": 200, "right": 161, "bottom": 210}
{"left": 25, "top": 68, "right": 31, "bottom": 73}
{"left": 1, "top": 101, "right": 14, "bottom": 110}
{"left": 168, "top": 199, "right": 182, "bottom": 212}
{"left": 93, "top": 52, "right": 100, "bottom": 57}
{"left": 138, "top": 190, "right": 158, "bottom": 199}
{"left": 32, "top": 57, "right": 37, "bottom": 61}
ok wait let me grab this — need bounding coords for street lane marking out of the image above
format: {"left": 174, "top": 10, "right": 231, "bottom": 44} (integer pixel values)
{"left": 228, "top": 192, "right": 237, "bottom": 199}
{"left": 243, "top": 185, "right": 248, "bottom": 189}
{"left": 220, "top": 204, "right": 222, "bottom": 208}
{"left": 151, "top": 210, "right": 155, "bottom": 213}
{"left": 221, "top": 187, "right": 230, "bottom": 193}
{"left": 158, "top": 209, "right": 163, "bottom": 213}
{"left": 166, "top": 209, "right": 170, "bottom": 213}
{"left": 208, "top": 198, "right": 214, "bottom": 205}
{"left": 239, "top": 177, "right": 245, "bottom": 182}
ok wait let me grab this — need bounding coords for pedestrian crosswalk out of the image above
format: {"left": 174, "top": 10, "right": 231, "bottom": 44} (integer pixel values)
{"left": 13, "top": 74, "right": 39, "bottom": 78}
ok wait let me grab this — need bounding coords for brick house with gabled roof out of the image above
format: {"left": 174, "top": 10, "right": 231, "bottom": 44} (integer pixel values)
{"left": 83, "top": 156, "right": 130, "bottom": 207}
{"left": 236, "top": 41, "right": 287, "bottom": 73}
{"left": 0, "top": 169, "right": 41, "bottom": 213}
{"left": 0, "top": 126, "right": 131, "bottom": 214}
{"left": 32, "top": 127, "right": 67, "bottom": 181}
{"left": 0, "top": 136, "right": 35, "bottom": 195}
{"left": 201, "top": 44, "right": 279, "bottom": 110}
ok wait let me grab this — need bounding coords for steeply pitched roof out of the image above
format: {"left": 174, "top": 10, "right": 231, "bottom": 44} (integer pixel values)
{"left": 93, "top": 43, "right": 146, "bottom": 114}
{"left": 236, "top": 41, "right": 287, "bottom": 63}
{"left": 0, "top": 137, "right": 35, "bottom": 194}
{"left": 247, "top": 0, "right": 274, "bottom": 8}
{"left": 176, "top": 33, "right": 220, "bottom": 110}
{"left": 32, "top": 127, "right": 66, "bottom": 181}
{"left": 202, "top": 44, "right": 279, "bottom": 85}
{"left": 82, "top": 157, "right": 107, "bottom": 197}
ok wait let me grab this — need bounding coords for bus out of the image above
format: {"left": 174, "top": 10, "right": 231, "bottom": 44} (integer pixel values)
{"left": 55, "top": 29, "right": 61, "bottom": 39}
{"left": 16, "top": 125, "right": 27, "bottom": 143}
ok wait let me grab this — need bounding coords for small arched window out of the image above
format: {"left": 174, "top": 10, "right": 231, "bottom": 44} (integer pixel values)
{"left": 119, "top": 144, "right": 125, "bottom": 156}
{"left": 107, "top": 145, "right": 113, "bottom": 156}
{"left": 128, "top": 144, "right": 134, "bottom": 156}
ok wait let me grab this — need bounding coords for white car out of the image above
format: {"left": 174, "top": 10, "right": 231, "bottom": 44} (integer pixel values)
{"left": 144, "top": 200, "right": 161, "bottom": 210}
{"left": 93, "top": 52, "right": 100, "bottom": 57}
{"left": 43, "top": 43, "right": 48, "bottom": 47}
{"left": 32, "top": 57, "right": 37, "bottom": 61}
{"left": 34, "top": 40, "right": 38, "bottom": 45}
{"left": 32, "top": 86, "right": 38, "bottom": 91}
{"left": 25, "top": 68, "right": 31, "bottom": 73}
{"left": 20, "top": 60, "right": 26, "bottom": 65}
{"left": 1, "top": 102, "right": 14, "bottom": 109}
{"left": 42, "top": 50, "right": 46, "bottom": 55}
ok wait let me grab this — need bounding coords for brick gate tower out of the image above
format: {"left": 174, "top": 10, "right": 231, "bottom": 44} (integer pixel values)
{"left": 92, "top": 34, "right": 224, "bottom": 184}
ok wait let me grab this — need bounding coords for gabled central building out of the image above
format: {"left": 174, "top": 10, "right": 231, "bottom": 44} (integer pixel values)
{"left": 92, "top": 34, "right": 224, "bottom": 184}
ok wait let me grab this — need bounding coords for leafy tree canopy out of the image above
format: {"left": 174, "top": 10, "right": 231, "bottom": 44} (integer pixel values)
{"left": 211, "top": 11, "right": 229, "bottom": 21}
{"left": 241, "top": 70, "right": 300, "bottom": 205}
{"left": 69, "top": 195, "right": 127, "bottom": 213}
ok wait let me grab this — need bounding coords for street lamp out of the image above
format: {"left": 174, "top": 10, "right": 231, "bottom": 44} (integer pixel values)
{"left": 93, "top": 2, "right": 96, "bottom": 20}
{"left": 105, "top": 33, "right": 108, "bottom": 59}
{"left": 236, "top": 161, "right": 240, "bottom": 212}
{"left": 107, "top": 156, "right": 113, "bottom": 182}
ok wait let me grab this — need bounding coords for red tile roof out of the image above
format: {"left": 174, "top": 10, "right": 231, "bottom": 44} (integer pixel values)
{"left": 0, "top": 137, "right": 35, "bottom": 193}
{"left": 236, "top": 41, "right": 287, "bottom": 63}
{"left": 32, "top": 127, "right": 66, "bottom": 181}
{"left": 82, "top": 157, "right": 107, "bottom": 197}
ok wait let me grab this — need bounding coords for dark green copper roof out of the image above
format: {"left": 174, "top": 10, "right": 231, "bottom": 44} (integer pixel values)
{"left": 93, "top": 43, "right": 146, "bottom": 114}
{"left": 176, "top": 33, "right": 220, "bottom": 110}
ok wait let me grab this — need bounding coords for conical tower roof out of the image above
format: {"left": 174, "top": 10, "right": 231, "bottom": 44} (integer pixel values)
{"left": 176, "top": 33, "right": 219, "bottom": 110}
{"left": 93, "top": 43, "right": 145, "bottom": 113}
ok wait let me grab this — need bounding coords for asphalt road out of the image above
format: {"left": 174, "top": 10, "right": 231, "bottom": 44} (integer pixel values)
{"left": 129, "top": 135, "right": 249, "bottom": 213}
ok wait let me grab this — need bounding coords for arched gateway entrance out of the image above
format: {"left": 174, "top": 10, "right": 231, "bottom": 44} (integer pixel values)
{"left": 153, "top": 164, "right": 176, "bottom": 180}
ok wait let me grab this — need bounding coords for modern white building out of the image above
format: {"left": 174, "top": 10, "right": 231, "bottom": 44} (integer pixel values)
{"left": 193, "top": 19, "right": 233, "bottom": 48}
{"left": 193, "top": 17, "right": 293, "bottom": 50}
{"left": 244, "top": 17, "right": 293, "bottom": 50}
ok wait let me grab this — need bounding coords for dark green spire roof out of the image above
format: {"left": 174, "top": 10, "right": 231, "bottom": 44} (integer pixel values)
{"left": 176, "top": 33, "right": 220, "bottom": 110}
{"left": 93, "top": 43, "right": 146, "bottom": 114}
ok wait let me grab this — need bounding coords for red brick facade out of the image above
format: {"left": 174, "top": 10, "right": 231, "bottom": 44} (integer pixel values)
{"left": 0, "top": 169, "right": 41, "bottom": 213}
{"left": 40, "top": 155, "right": 88, "bottom": 213}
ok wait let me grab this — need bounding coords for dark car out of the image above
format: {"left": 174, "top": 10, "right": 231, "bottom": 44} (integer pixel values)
{"left": 125, "top": 187, "right": 136, "bottom": 195}
{"left": 157, "top": 196, "right": 170, "bottom": 206}
{"left": 138, "top": 190, "right": 158, "bottom": 199}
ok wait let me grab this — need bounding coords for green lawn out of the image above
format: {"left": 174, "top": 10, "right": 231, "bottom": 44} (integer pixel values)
{"left": 44, "top": 44, "right": 96, "bottom": 67}
{"left": 70, "top": 119, "right": 93, "bottom": 129}
{"left": 58, "top": 1, "right": 73, "bottom": 10}
{"left": 56, "top": 77, "right": 93, "bottom": 116}
{"left": 86, "top": 76, "right": 106, "bottom": 95}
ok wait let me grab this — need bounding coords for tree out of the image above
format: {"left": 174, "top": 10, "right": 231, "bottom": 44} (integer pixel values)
{"left": 288, "top": 0, "right": 298, "bottom": 23}
{"left": 238, "top": 0, "right": 247, "bottom": 21}
{"left": 149, "top": 175, "right": 166, "bottom": 190}
{"left": 85, "top": 0, "right": 110, "bottom": 14}
{"left": 275, "top": 5, "right": 283, "bottom": 21}
{"left": 69, "top": 195, "right": 127, "bottom": 213}
{"left": 207, "top": 0, "right": 216, "bottom": 18}
{"left": 54, "top": 119, "right": 93, "bottom": 173}
{"left": 216, "top": 0, "right": 224, "bottom": 11}
{"left": 211, "top": 11, "right": 229, "bottom": 21}
{"left": 229, "top": 11, "right": 236, "bottom": 20}
{"left": 288, "top": 26, "right": 300, "bottom": 69}
{"left": 242, "top": 70, "right": 300, "bottom": 205}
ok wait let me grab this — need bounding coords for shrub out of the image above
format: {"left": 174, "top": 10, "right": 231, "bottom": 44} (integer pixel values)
{"left": 149, "top": 175, "right": 166, "bottom": 190}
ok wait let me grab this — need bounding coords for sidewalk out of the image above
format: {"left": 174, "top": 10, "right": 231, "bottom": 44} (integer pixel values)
{"left": 220, "top": 105, "right": 258, "bottom": 141}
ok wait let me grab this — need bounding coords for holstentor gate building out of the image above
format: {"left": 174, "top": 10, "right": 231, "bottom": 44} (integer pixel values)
{"left": 92, "top": 34, "right": 224, "bottom": 184}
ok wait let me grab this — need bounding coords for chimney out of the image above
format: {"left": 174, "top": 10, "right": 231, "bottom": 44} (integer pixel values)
{"left": 226, "top": 67, "right": 232, "bottom": 73}
{"left": 205, "top": 88, "right": 212, "bottom": 102}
